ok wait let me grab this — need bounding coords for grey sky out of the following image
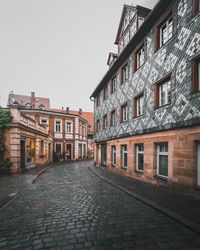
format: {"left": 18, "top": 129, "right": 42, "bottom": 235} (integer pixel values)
{"left": 0, "top": 0, "right": 157, "bottom": 111}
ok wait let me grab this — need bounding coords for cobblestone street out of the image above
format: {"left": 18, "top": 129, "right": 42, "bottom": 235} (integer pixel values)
{"left": 0, "top": 161, "right": 200, "bottom": 250}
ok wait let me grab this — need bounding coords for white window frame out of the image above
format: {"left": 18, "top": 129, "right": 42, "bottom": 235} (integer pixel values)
{"left": 103, "top": 115, "right": 108, "bottom": 129}
{"left": 55, "top": 119, "right": 62, "bottom": 133}
{"left": 111, "top": 110, "right": 116, "bottom": 126}
{"left": 160, "top": 16, "right": 173, "bottom": 47}
{"left": 137, "top": 46, "right": 145, "bottom": 69}
{"left": 122, "top": 105, "right": 128, "bottom": 122}
{"left": 157, "top": 143, "right": 168, "bottom": 178}
{"left": 66, "top": 121, "right": 73, "bottom": 133}
{"left": 121, "top": 145, "right": 128, "bottom": 168}
{"left": 112, "top": 77, "right": 116, "bottom": 93}
{"left": 111, "top": 145, "right": 116, "bottom": 166}
{"left": 122, "top": 64, "right": 129, "bottom": 82}
{"left": 136, "top": 144, "right": 144, "bottom": 172}
{"left": 159, "top": 80, "right": 171, "bottom": 107}
{"left": 136, "top": 95, "right": 144, "bottom": 117}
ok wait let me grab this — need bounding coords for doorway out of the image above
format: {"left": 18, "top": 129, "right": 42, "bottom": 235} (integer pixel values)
{"left": 20, "top": 140, "right": 26, "bottom": 169}
{"left": 101, "top": 144, "right": 107, "bottom": 166}
{"left": 66, "top": 144, "right": 72, "bottom": 160}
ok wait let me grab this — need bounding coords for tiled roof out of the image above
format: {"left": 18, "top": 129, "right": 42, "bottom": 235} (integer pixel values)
{"left": 8, "top": 93, "right": 50, "bottom": 109}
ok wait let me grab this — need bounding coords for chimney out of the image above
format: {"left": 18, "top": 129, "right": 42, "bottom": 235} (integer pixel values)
{"left": 31, "top": 92, "right": 35, "bottom": 109}
{"left": 79, "top": 108, "right": 82, "bottom": 115}
{"left": 66, "top": 107, "right": 69, "bottom": 114}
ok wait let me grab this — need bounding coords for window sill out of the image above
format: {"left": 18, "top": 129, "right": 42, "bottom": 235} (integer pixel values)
{"left": 154, "top": 103, "right": 171, "bottom": 110}
{"left": 121, "top": 166, "right": 128, "bottom": 170}
{"left": 154, "top": 175, "right": 168, "bottom": 181}
{"left": 135, "top": 169, "right": 144, "bottom": 174}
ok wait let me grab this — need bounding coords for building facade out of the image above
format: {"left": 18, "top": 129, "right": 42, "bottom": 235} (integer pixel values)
{"left": 7, "top": 92, "right": 94, "bottom": 161}
{"left": 91, "top": 0, "right": 200, "bottom": 193}
{"left": 21, "top": 109, "right": 90, "bottom": 161}
{"left": 3, "top": 106, "right": 52, "bottom": 173}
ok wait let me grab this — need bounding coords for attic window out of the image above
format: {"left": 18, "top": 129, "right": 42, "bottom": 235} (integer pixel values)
{"left": 138, "top": 17, "right": 144, "bottom": 28}
{"left": 25, "top": 103, "right": 31, "bottom": 109}
{"left": 39, "top": 104, "right": 45, "bottom": 110}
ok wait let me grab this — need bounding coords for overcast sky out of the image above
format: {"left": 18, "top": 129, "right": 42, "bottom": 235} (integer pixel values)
{"left": 0, "top": 0, "right": 157, "bottom": 111}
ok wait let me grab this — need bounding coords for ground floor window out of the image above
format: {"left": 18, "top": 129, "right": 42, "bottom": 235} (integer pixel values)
{"left": 55, "top": 143, "right": 62, "bottom": 156}
{"left": 136, "top": 144, "right": 144, "bottom": 172}
{"left": 157, "top": 143, "right": 168, "bottom": 178}
{"left": 111, "top": 145, "right": 116, "bottom": 166}
{"left": 79, "top": 143, "right": 82, "bottom": 158}
{"left": 26, "top": 138, "right": 35, "bottom": 163}
{"left": 101, "top": 144, "right": 107, "bottom": 165}
{"left": 121, "top": 145, "right": 128, "bottom": 168}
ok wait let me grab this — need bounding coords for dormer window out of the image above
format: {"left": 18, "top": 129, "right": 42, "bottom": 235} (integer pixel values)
{"left": 25, "top": 103, "right": 31, "bottom": 109}
{"left": 138, "top": 17, "right": 144, "bottom": 28}
{"left": 39, "top": 104, "right": 45, "bottom": 110}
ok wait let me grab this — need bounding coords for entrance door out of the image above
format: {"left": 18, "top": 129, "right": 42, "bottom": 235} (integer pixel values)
{"left": 197, "top": 143, "right": 200, "bottom": 187}
{"left": 20, "top": 140, "right": 26, "bottom": 169}
{"left": 101, "top": 144, "right": 107, "bottom": 166}
{"left": 66, "top": 144, "right": 72, "bottom": 160}
{"left": 48, "top": 143, "right": 51, "bottom": 162}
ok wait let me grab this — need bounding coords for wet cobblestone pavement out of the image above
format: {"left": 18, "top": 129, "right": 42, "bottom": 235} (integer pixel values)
{"left": 0, "top": 161, "right": 200, "bottom": 250}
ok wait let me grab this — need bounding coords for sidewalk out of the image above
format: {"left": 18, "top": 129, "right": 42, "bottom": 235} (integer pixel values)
{"left": 0, "top": 165, "right": 50, "bottom": 208}
{"left": 89, "top": 165, "right": 200, "bottom": 234}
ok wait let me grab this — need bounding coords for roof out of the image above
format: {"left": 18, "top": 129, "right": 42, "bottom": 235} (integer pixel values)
{"left": 90, "top": 0, "right": 171, "bottom": 98}
{"left": 114, "top": 5, "right": 151, "bottom": 45}
{"left": 107, "top": 52, "right": 118, "bottom": 66}
{"left": 8, "top": 93, "right": 50, "bottom": 109}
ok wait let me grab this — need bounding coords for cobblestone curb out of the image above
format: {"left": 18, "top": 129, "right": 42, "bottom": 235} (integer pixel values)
{"left": 89, "top": 166, "right": 200, "bottom": 235}
{"left": 0, "top": 167, "right": 50, "bottom": 209}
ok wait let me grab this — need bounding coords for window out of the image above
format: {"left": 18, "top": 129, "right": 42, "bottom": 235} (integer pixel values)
{"left": 96, "top": 95, "right": 100, "bottom": 107}
{"left": 103, "top": 114, "right": 108, "bottom": 129}
{"left": 55, "top": 144, "right": 62, "bottom": 155}
{"left": 121, "top": 63, "right": 129, "bottom": 84}
{"left": 136, "top": 144, "right": 144, "bottom": 172}
{"left": 103, "top": 85, "right": 108, "bottom": 100}
{"left": 130, "top": 20, "right": 137, "bottom": 38}
{"left": 38, "top": 104, "right": 45, "bottom": 110}
{"left": 119, "top": 40, "right": 124, "bottom": 54}
{"left": 124, "top": 31, "right": 129, "bottom": 47}
{"left": 134, "top": 93, "right": 144, "bottom": 117}
{"left": 157, "top": 143, "right": 168, "bottom": 178}
{"left": 192, "top": 56, "right": 200, "bottom": 92}
{"left": 121, "top": 103, "right": 128, "bottom": 122}
{"left": 121, "top": 145, "right": 128, "bottom": 168}
{"left": 55, "top": 120, "right": 62, "bottom": 132}
{"left": 101, "top": 144, "right": 107, "bottom": 165}
{"left": 155, "top": 75, "right": 171, "bottom": 108}
{"left": 96, "top": 119, "right": 100, "bottom": 132}
{"left": 136, "top": 46, "right": 145, "bottom": 69}
{"left": 160, "top": 16, "right": 173, "bottom": 47}
{"left": 111, "top": 77, "right": 116, "bottom": 94}
{"left": 138, "top": 17, "right": 144, "bottom": 28}
{"left": 154, "top": 12, "right": 173, "bottom": 51}
{"left": 79, "top": 123, "right": 83, "bottom": 136}
{"left": 111, "top": 146, "right": 116, "bottom": 166}
{"left": 40, "top": 118, "right": 48, "bottom": 126}
{"left": 25, "top": 103, "right": 31, "bottom": 109}
{"left": 40, "top": 140, "right": 45, "bottom": 155}
{"left": 66, "top": 121, "right": 72, "bottom": 133}
{"left": 193, "top": 0, "right": 200, "bottom": 16}
{"left": 110, "top": 110, "right": 116, "bottom": 126}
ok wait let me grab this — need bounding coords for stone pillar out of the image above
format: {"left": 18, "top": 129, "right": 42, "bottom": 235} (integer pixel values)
{"left": 9, "top": 127, "right": 21, "bottom": 173}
